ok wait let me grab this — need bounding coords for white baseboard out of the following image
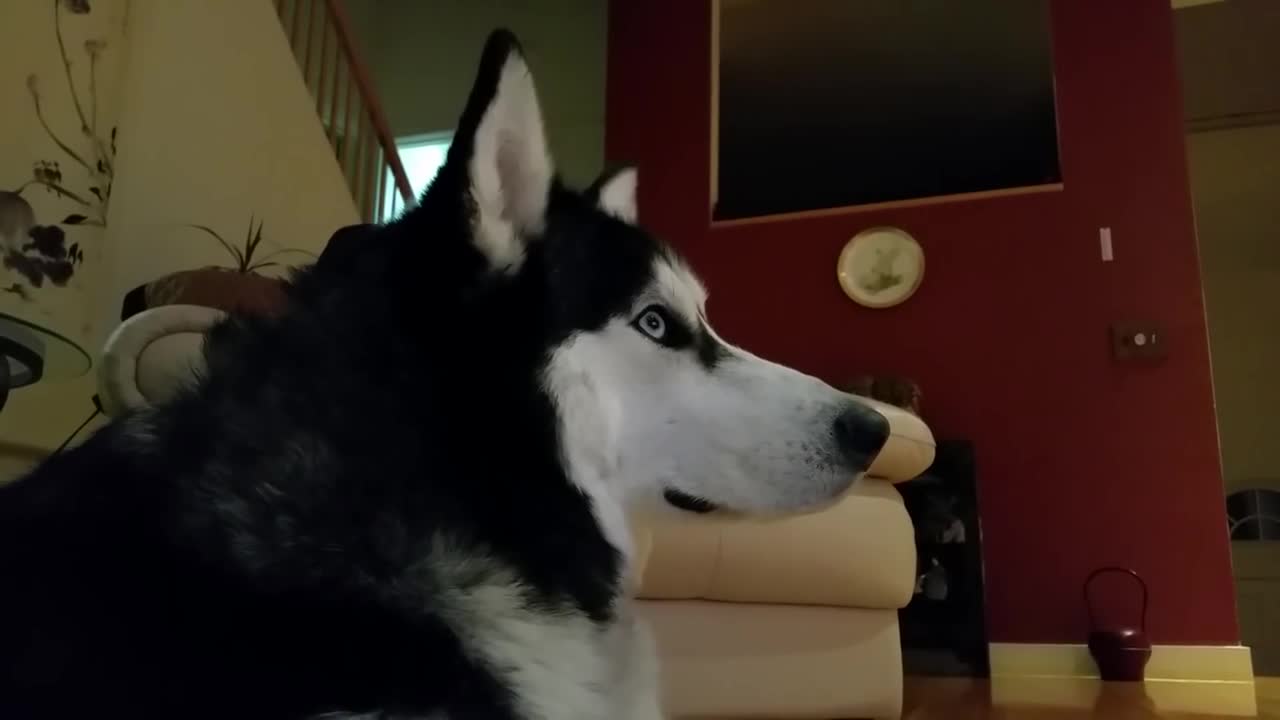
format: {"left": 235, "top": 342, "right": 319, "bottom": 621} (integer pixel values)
{"left": 987, "top": 643, "right": 1257, "bottom": 716}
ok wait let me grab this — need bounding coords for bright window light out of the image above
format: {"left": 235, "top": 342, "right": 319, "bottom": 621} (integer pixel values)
{"left": 382, "top": 133, "right": 451, "bottom": 222}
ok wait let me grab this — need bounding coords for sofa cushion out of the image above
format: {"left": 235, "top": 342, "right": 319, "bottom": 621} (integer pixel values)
{"left": 638, "top": 600, "right": 904, "bottom": 719}
{"left": 635, "top": 478, "right": 916, "bottom": 609}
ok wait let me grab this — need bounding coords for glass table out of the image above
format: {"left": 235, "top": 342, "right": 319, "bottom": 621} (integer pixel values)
{"left": 0, "top": 312, "right": 91, "bottom": 413}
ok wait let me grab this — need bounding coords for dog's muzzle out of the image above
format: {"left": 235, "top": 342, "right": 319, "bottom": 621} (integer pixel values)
{"left": 833, "top": 402, "right": 891, "bottom": 473}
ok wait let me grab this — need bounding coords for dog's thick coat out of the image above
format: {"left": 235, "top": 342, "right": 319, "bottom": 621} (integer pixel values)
{"left": 0, "top": 31, "right": 887, "bottom": 719}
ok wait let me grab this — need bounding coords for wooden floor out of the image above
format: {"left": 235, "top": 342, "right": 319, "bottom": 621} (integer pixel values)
{"left": 902, "top": 677, "right": 1280, "bottom": 719}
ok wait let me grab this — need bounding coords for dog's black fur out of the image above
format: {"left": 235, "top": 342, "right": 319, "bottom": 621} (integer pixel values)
{"left": 0, "top": 31, "right": 664, "bottom": 719}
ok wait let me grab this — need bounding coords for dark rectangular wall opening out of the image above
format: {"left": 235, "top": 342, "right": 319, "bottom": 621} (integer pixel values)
{"left": 714, "top": 0, "right": 1061, "bottom": 221}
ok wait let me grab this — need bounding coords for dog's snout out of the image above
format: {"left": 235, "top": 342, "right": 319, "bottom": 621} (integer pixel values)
{"left": 833, "top": 403, "right": 890, "bottom": 472}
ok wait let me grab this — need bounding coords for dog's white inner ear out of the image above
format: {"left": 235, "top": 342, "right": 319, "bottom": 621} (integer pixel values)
{"left": 470, "top": 50, "right": 553, "bottom": 271}
{"left": 595, "top": 168, "right": 638, "bottom": 224}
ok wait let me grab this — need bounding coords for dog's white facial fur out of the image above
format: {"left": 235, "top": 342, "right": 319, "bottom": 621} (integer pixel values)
{"left": 545, "top": 251, "right": 860, "bottom": 531}
{"left": 465, "top": 43, "right": 863, "bottom": 563}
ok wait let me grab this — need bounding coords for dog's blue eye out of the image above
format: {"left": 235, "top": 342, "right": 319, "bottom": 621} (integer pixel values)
{"left": 636, "top": 308, "right": 667, "bottom": 341}
{"left": 633, "top": 305, "right": 695, "bottom": 349}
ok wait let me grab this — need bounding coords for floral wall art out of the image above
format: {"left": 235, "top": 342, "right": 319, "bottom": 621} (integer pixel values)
{"left": 0, "top": 0, "right": 127, "bottom": 465}
{"left": 0, "top": 0, "right": 126, "bottom": 340}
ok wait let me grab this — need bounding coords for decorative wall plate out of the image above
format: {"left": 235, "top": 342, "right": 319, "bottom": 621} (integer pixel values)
{"left": 837, "top": 227, "right": 925, "bottom": 308}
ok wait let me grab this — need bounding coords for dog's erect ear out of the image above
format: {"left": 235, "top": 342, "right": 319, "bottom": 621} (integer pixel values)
{"left": 444, "top": 30, "right": 553, "bottom": 271}
{"left": 589, "top": 167, "right": 638, "bottom": 224}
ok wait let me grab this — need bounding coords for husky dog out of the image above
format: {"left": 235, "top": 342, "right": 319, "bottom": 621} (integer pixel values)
{"left": 0, "top": 30, "right": 889, "bottom": 720}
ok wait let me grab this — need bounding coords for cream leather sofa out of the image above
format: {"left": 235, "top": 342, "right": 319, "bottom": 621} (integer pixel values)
{"left": 99, "top": 305, "right": 935, "bottom": 720}
{"left": 633, "top": 401, "right": 934, "bottom": 720}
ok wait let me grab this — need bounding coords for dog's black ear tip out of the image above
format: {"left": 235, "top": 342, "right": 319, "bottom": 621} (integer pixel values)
{"left": 483, "top": 28, "right": 526, "bottom": 62}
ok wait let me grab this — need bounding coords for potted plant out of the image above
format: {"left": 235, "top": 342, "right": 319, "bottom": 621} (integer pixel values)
{"left": 122, "top": 217, "right": 314, "bottom": 319}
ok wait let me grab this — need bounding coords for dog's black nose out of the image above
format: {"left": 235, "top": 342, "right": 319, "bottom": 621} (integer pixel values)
{"left": 833, "top": 403, "right": 891, "bottom": 472}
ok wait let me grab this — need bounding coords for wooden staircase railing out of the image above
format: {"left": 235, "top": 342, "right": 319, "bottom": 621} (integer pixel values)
{"left": 274, "top": 0, "right": 415, "bottom": 223}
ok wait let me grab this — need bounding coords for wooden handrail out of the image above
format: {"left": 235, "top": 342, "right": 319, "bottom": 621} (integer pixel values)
{"left": 274, "top": 0, "right": 415, "bottom": 222}
{"left": 323, "top": 0, "right": 413, "bottom": 210}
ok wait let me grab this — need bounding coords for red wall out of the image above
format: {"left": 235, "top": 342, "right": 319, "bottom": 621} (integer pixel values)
{"left": 605, "top": 0, "right": 1237, "bottom": 645}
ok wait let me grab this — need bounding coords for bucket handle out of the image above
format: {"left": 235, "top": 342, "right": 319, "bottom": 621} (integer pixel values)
{"left": 1083, "top": 566, "right": 1148, "bottom": 632}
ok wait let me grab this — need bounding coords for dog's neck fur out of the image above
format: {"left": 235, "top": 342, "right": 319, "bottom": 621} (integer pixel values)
{"left": 282, "top": 232, "right": 634, "bottom": 607}
{"left": 541, "top": 333, "right": 635, "bottom": 569}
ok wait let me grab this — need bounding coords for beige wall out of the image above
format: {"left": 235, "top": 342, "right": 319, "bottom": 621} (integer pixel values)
{"left": 1, "top": 0, "right": 128, "bottom": 472}
{"left": 2, "top": 0, "right": 360, "bottom": 480}
{"left": 101, "top": 0, "right": 359, "bottom": 328}
{"left": 1187, "top": 124, "right": 1280, "bottom": 675}
{"left": 351, "top": 0, "right": 607, "bottom": 187}
{"left": 1234, "top": 543, "right": 1280, "bottom": 675}
{"left": 1176, "top": 0, "right": 1280, "bottom": 126}
{"left": 1187, "top": 124, "right": 1280, "bottom": 494}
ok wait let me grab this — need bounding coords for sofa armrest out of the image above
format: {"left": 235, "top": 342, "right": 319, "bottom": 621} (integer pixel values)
{"left": 861, "top": 398, "right": 935, "bottom": 483}
{"left": 635, "top": 478, "right": 917, "bottom": 610}
{"left": 98, "top": 304, "right": 225, "bottom": 416}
